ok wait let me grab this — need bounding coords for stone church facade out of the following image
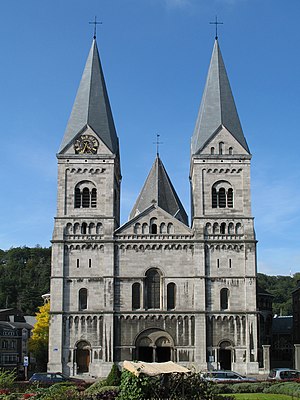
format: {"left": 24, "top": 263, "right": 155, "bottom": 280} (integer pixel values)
{"left": 48, "top": 36, "right": 259, "bottom": 377}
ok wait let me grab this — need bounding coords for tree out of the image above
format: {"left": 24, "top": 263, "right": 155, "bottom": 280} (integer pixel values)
{"left": 0, "top": 246, "right": 51, "bottom": 314}
{"left": 29, "top": 302, "right": 50, "bottom": 371}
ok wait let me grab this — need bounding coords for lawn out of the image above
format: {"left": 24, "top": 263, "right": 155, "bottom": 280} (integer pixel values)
{"left": 222, "top": 394, "right": 294, "bottom": 400}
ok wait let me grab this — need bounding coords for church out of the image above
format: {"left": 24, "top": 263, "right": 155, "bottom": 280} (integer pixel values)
{"left": 48, "top": 33, "right": 261, "bottom": 378}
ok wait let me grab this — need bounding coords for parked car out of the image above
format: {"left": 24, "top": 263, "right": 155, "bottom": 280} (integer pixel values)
{"left": 202, "top": 370, "right": 257, "bottom": 382}
{"left": 268, "top": 368, "right": 300, "bottom": 381}
{"left": 29, "top": 372, "right": 84, "bottom": 385}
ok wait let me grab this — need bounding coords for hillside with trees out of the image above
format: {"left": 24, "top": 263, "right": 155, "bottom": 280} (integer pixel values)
{"left": 0, "top": 246, "right": 51, "bottom": 314}
{"left": 258, "top": 272, "right": 300, "bottom": 315}
{"left": 0, "top": 246, "right": 299, "bottom": 316}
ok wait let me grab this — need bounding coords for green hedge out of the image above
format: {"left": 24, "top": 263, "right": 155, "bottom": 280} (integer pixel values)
{"left": 263, "top": 381, "right": 300, "bottom": 396}
{"left": 213, "top": 381, "right": 300, "bottom": 397}
{"left": 212, "top": 382, "right": 273, "bottom": 394}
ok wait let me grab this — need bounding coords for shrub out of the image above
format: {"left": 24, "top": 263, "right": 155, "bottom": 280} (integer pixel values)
{"left": 32, "top": 382, "right": 80, "bottom": 400}
{"left": 118, "top": 370, "right": 153, "bottom": 400}
{"left": 83, "top": 386, "right": 119, "bottom": 399}
{"left": 85, "top": 364, "right": 121, "bottom": 396}
{"left": 264, "top": 381, "right": 300, "bottom": 396}
{"left": 118, "top": 369, "right": 220, "bottom": 400}
{"left": 0, "top": 369, "right": 16, "bottom": 390}
{"left": 0, "top": 394, "right": 21, "bottom": 400}
{"left": 85, "top": 379, "right": 107, "bottom": 395}
{"left": 105, "top": 365, "right": 121, "bottom": 387}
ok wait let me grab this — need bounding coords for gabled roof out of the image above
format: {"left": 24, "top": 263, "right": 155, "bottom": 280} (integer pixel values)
{"left": 191, "top": 39, "right": 250, "bottom": 155}
{"left": 58, "top": 39, "right": 119, "bottom": 155}
{"left": 129, "top": 156, "right": 188, "bottom": 225}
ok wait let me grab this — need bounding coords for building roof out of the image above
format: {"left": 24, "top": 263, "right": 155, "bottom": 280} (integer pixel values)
{"left": 272, "top": 316, "right": 293, "bottom": 334}
{"left": 0, "top": 321, "right": 33, "bottom": 331}
{"left": 58, "top": 39, "right": 119, "bottom": 155}
{"left": 191, "top": 39, "right": 250, "bottom": 155}
{"left": 129, "top": 156, "right": 188, "bottom": 225}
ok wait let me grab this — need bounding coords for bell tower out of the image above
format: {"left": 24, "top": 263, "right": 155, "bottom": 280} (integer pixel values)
{"left": 190, "top": 38, "right": 259, "bottom": 373}
{"left": 48, "top": 38, "right": 120, "bottom": 377}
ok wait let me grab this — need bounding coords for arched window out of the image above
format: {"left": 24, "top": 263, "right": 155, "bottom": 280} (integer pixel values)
{"left": 229, "top": 147, "right": 233, "bottom": 155}
{"left": 151, "top": 224, "right": 157, "bottom": 234}
{"left": 167, "top": 223, "right": 174, "bottom": 234}
{"left": 79, "top": 288, "right": 88, "bottom": 311}
{"left": 236, "top": 223, "right": 243, "bottom": 235}
{"left": 81, "top": 222, "right": 87, "bottom": 234}
{"left": 88, "top": 223, "right": 95, "bottom": 234}
{"left": 145, "top": 269, "right": 161, "bottom": 309}
{"left": 220, "top": 288, "right": 229, "bottom": 310}
{"left": 132, "top": 283, "right": 141, "bottom": 310}
{"left": 167, "top": 283, "right": 176, "bottom": 310}
{"left": 150, "top": 218, "right": 158, "bottom": 234}
{"left": 160, "top": 223, "right": 166, "bottom": 234}
{"left": 213, "top": 223, "right": 219, "bottom": 234}
{"left": 96, "top": 223, "right": 102, "bottom": 234}
{"left": 211, "top": 147, "right": 215, "bottom": 155}
{"left": 220, "top": 222, "right": 226, "bottom": 234}
{"left": 142, "top": 223, "right": 148, "bottom": 234}
{"left": 134, "top": 223, "right": 141, "bottom": 234}
{"left": 74, "top": 181, "right": 97, "bottom": 209}
{"left": 211, "top": 181, "right": 234, "bottom": 209}
{"left": 228, "top": 223, "right": 234, "bottom": 235}
{"left": 74, "top": 223, "right": 80, "bottom": 234}
{"left": 219, "top": 142, "right": 224, "bottom": 155}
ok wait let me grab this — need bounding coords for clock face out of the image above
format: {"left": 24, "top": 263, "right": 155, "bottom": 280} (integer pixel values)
{"left": 74, "top": 135, "right": 99, "bottom": 154}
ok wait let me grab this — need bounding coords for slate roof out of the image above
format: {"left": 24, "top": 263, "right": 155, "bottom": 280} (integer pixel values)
{"left": 191, "top": 39, "right": 250, "bottom": 155}
{"left": 58, "top": 39, "right": 119, "bottom": 155}
{"left": 130, "top": 156, "right": 188, "bottom": 225}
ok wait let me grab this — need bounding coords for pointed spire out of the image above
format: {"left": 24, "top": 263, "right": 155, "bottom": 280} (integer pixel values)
{"left": 130, "top": 156, "right": 188, "bottom": 225}
{"left": 58, "top": 39, "right": 119, "bottom": 155}
{"left": 191, "top": 39, "right": 250, "bottom": 155}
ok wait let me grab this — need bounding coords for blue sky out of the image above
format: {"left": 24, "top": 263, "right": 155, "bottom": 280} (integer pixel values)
{"left": 0, "top": 0, "right": 299, "bottom": 276}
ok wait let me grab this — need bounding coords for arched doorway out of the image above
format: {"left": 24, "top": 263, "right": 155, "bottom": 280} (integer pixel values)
{"left": 76, "top": 340, "right": 90, "bottom": 373}
{"left": 218, "top": 340, "right": 232, "bottom": 370}
{"left": 135, "top": 329, "right": 174, "bottom": 363}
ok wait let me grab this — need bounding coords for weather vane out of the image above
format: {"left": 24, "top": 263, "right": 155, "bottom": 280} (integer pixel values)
{"left": 209, "top": 16, "right": 223, "bottom": 40}
{"left": 153, "top": 134, "right": 163, "bottom": 157}
{"left": 89, "top": 16, "right": 102, "bottom": 39}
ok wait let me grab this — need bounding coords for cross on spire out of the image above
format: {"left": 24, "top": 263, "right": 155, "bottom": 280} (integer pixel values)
{"left": 89, "top": 16, "right": 102, "bottom": 39}
{"left": 153, "top": 134, "right": 163, "bottom": 157}
{"left": 209, "top": 16, "right": 223, "bottom": 40}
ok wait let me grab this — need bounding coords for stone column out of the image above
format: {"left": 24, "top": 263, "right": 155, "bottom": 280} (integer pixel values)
{"left": 294, "top": 344, "right": 300, "bottom": 370}
{"left": 262, "top": 345, "right": 270, "bottom": 373}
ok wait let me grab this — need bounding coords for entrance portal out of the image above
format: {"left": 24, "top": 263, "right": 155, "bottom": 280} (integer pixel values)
{"left": 219, "top": 341, "right": 232, "bottom": 370}
{"left": 136, "top": 329, "right": 174, "bottom": 363}
{"left": 138, "top": 346, "right": 153, "bottom": 362}
{"left": 76, "top": 341, "right": 90, "bottom": 373}
{"left": 156, "top": 347, "right": 171, "bottom": 362}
